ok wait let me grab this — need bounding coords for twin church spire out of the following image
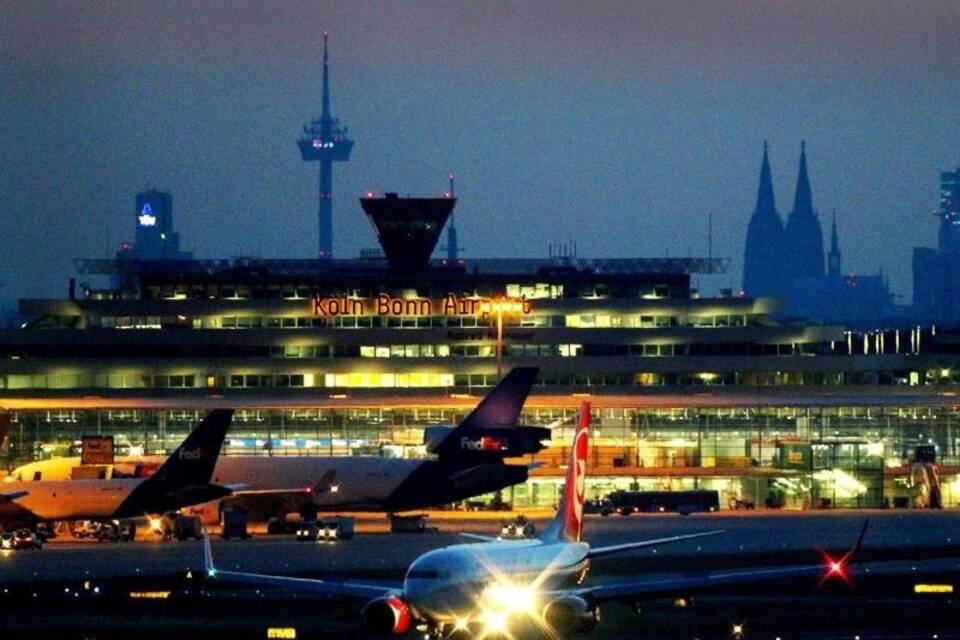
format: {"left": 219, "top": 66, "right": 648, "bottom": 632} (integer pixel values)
{"left": 743, "top": 141, "right": 830, "bottom": 300}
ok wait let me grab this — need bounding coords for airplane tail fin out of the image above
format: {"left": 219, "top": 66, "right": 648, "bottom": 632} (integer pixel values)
{"left": 116, "top": 409, "right": 233, "bottom": 516}
{"left": 539, "top": 402, "right": 590, "bottom": 543}
{"left": 148, "top": 409, "right": 233, "bottom": 489}
{"left": 457, "top": 367, "right": 538, "bottom": 431}
{"left": 425, "top": 367, "right": 541, "bottom": 457}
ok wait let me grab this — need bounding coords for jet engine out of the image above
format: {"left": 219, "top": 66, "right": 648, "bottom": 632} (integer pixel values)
{"left": 361, "top": 595, "right": 413, "bottom": 636}
{"left": 542, "top": 595, "right": 600, "bottom": 634}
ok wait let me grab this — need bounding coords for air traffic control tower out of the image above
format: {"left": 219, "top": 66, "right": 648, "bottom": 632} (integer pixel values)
{"left": 298, "top": 33, "right": 354, "bottom": 258}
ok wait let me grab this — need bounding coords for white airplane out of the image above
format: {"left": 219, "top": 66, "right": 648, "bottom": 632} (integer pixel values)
{"left": 0, "top": 409, "right": 234, "bottom": 531}
{"left": 204, "top": 402, "right": 867, "bottom": 637}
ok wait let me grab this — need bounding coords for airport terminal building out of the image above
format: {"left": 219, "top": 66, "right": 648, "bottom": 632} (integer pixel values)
{"left": 3, "top": 194, "right": 960, "bottom": 510}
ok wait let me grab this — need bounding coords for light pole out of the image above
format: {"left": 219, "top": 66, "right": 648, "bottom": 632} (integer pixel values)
{"left": 481, "top": 298, "right": 529, "bottom": 380}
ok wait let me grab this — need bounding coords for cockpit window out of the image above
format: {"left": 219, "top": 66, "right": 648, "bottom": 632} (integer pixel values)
{"left": 407, "top": 569, "right": 442, "bottom": 579}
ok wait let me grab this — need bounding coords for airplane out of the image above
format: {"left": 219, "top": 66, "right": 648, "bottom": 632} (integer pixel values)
{"left": 6, "top": 368, "right": 549, "bottom": 523}
{"left": 203, "top": 401, "right": 869, "bottom": 638}
{"left": 0, "top": 409, "right": 234, "bottom": 532}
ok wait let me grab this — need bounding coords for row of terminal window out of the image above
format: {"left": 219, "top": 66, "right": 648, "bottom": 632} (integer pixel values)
{"left": 81, "top": 313, "right": 750, "bottom": 330}
{"left": 4, "top": 370, "right": 904, "bottom": 391}
{"left": 299, "top": 343, "right": 809, "bottom": 359}
{"left": 142, "top": 283, "right": 668, "bottom": 301}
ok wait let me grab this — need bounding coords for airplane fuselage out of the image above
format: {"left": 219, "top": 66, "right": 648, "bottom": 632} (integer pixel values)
{"left": 403, "top": 539, "right": 591, "bottom": 623}
{"left": 11, "top": 455, "right": 529, "bottom": 519}
{"left": 0, "top": 478, "right": 141, "bottom": 529}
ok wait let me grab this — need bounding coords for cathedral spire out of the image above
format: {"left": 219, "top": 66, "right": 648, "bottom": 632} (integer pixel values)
{"left": 784, "top": 141, "right": 825, "bottom": 278}
{"left": 828, "top": 210, "right": 841, "bottom": 278}
{"left": 792, "top": 140, "right": 813, "bottom": 218}
{"left": 755, "top": 140, "right": 777, "bottom": 218}
{"left": 743, "top": 141, "right": 786, "bottom": 297}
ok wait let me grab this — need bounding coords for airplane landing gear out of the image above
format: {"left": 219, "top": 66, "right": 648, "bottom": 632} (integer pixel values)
{"left": 417, "top": 622, "right": 446, "bottom": 640}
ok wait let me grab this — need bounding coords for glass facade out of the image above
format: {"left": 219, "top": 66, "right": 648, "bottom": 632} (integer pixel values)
{"left": 5, "top": 404, "right": 959, "bottom": 509}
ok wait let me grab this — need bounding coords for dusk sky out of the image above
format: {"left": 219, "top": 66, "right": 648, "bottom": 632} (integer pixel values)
{"left": 2, "top": 1, "right": 959, "bottom": 309}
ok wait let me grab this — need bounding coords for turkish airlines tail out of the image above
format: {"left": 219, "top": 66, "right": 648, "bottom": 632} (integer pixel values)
{"left": 539, "top": 401, "right": 590, "bottom": 543}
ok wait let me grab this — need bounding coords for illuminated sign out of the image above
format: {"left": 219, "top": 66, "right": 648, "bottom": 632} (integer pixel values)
{"left": 311, "top": 294, "right": 531, "bottom": 318}
{"left": 129, "top": 591, "right": 171, "bottom": 599}
{"left": 138, "top": 203, "right": 157, "bottom": 227}
{"left": 81, "top": 435, "right": 114, "bottom": 465}
{"left": 914, "top": 584, "right": 954, "bottom": 594}
{"left": 267, "top": 629, "right": 297, "bottom": 639}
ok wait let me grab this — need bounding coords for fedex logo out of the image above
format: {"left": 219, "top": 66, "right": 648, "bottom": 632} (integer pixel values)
{"left": 460, "top": 436, "right": 509, "bottom": 452}
{"left": 179, "top": 447, "right": 203, "bottom": 460}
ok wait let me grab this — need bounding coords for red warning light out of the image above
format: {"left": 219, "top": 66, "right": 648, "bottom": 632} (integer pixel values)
{"left": 818, "top": 550, "right": 852, "bottom": 587}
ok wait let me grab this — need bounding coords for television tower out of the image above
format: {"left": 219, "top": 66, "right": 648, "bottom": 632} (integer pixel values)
{"left": 298, "top": 32, "right": 354, "bottom": 258}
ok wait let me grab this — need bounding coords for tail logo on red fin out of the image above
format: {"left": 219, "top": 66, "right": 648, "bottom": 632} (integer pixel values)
{"left": 568, "top": 429, "right": 588, "bottom": 537}
{"left": 539, "top": 401, "right": 591, "bottom": 543}
{"left": 563, "top": 403, "right": 590, "bottom": 541}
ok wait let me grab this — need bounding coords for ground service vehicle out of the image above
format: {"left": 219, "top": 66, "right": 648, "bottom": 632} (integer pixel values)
{"left": 606, "top": 489, "right": 720, "bottom": 515}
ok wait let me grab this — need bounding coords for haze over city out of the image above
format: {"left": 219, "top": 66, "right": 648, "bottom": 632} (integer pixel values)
{"left": 2, "top": 1, "right": 959, "bottom": 307}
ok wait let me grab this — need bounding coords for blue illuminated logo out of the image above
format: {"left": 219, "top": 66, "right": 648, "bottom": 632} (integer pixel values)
{"left": 138, "top": 203, "right": 157, "bottom": 227}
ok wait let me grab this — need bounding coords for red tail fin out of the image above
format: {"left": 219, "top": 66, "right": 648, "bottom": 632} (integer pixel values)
{"left": 540, "top": 402, "right": 590, "bottom": 543}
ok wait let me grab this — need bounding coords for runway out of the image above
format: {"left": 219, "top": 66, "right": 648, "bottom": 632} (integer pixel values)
{"left": 0, "top": 510, "right": 958, "bottom": 639}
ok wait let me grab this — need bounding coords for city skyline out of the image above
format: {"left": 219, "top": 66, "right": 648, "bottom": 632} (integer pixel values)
{"left": 2, "top": 1, "right": 959, "bottom": 308}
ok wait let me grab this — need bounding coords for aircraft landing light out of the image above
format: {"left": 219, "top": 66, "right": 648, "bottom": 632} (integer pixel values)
{"left": 482, "top": 582, "right": 537, "bottom": 614}
{"left": 480, "top": 610, "right": 508, "bottom": 636}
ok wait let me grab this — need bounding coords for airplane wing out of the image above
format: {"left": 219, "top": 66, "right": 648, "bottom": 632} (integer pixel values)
{"left": 459, "top": 532, "right": 499, "bottom": 542}
{"left": 588, "top": 530, "right": 725, "bottom": 559}
{"left": 571, "top": 563, "right": 833, "bottom": 603}
{"left": 572, "top": 520, "right": 869, "bottom": 603}
{"left": 202, "top": 536, "right": 398, "bottom": 601}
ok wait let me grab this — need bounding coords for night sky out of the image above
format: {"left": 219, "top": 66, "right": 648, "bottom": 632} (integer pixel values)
{"left": 1, "top": 1, "right": 959, "bottom": 310}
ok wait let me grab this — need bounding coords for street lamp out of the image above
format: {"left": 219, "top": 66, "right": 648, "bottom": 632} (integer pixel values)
{"left": 480, "top": 298, "right": 529, "bottom": 380}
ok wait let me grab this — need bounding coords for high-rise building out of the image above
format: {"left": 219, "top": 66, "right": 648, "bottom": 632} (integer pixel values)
{"left": 913, "top": 167, "right": 960, "bottom": 323}
{"left": 118, "top": 190, "right": 192, "bottom": 261}
{"left": 742, "top": 142, "right": 785, "bottom": 298}
{"left": 298, "top": 33, "right": 354, "bottom": 259}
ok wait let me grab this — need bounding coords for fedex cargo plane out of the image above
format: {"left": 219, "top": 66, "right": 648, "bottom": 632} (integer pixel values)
{"left": 0, "top": 409, "right": 233, "bottom": 531}
{"left": 6, "top": 368, "right": 548, "bottom": 521}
